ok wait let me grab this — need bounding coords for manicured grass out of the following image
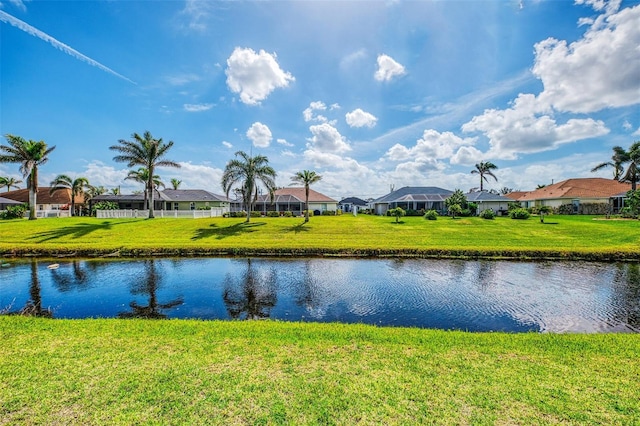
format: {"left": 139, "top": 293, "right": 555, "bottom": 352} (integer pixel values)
{"left": 0, "top": 214, "right": 638, "bottom": 260}
{"left": 1, "top": 317, "right": 638, "bottom": 425}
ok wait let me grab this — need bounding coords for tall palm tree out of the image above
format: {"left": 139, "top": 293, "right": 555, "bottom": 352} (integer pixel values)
{"left": 591, "top": 146, "right": 629, "bottom": 180}
{"left": 49, "top": 174, "right": 92, "bottom": 216}
{"left": 170, "top": 178, "right": 182, "bottom": 190}
{"left": 471, "top": 161, "right": 498, "bottom": 191}
{"left": 0, "top": 134, "right": 56, "bottom": 220}
{"left": 125, "top": 167, "right": 165, "bottom": 209}
{"left": 221, "top": 151, "right": 277, "bottom": 223}
{"left": 0, "top": 176, "right": 22, "bottom": 192}
{"left": 620, "top": 141, "right": 640, "bottom": 191}
{"left": 110, "top": 131, "right": 180, "bottom": 218}
{"left": 291, "top": 170, "right": 322, "bottom": 223}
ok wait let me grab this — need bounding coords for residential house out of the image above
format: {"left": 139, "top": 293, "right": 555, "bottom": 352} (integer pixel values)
{"left": 0, "top": 196, "right": 22, "bottom": 210}
{"left": 466, "top": 191, "right": 513, "bottom": 215}
{"left": 338, "top": 197, "right": 368, "bottom": 213}
{"left": 371, "top": 186, "right": 453, "bottom": 215}
{"left": 509, "top": 178, "right": 631, "bottom": 214}
{"left": 244, "top": 187, "right": 338, "bottom": 215}
{"left": 1, "top": 187, "right": 83, "bottom": 216}
{"left": 91, "top": 189, "right": 231, "bottom": 212}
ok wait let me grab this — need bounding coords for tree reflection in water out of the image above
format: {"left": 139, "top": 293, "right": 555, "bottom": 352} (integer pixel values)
{"left": 223, "top": 259, "right": 277, "bottom": 320}
{"left": 612, "top": 263, "right": 640, "bottom": 331}
{"left": 50, "top": 260, "right": 89, "bottom": 292}
{"left": 12, "top": 260, "right": 53, "bottom": 318}
{"left": 118, "top": 260, "right": 183, "bottom": 319}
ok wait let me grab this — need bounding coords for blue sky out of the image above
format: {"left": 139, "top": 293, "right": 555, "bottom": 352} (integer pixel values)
{"left": 1, "top": 0, "right": 639, "bottom": 200}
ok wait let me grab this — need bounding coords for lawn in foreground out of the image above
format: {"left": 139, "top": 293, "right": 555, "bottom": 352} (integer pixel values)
{"left": 0, "top": 214, "right": 638, "bottom": 259}
{"left": 1, "top": 317, "right": 638, "bottom": 425}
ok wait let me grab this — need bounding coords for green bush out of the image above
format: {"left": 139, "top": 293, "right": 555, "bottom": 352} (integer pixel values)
{"left": 283, "top": 211, "right": 293, "bottom": 218}
{"left": 321, "top": 210, "right": 336, "bottom": 216}
{"left": 424, "top": 210, "right": 438, "bottom": 220}
{"left": 479, "top": 209, "right": 495, "bottom": 220}
{"left": 303, "top": 210, "right": 314, "bottom": 217}
{"left": 250, "top": 211, "right": 262, "bottom": 218}
{"left": 0, "top": 204, "right": 27, "bottom": 220}
{"left": 405, "top": 209, "right": 424, "bottom": 217}
{"left": 267, "top": 211, "right": 280, "bottom": 217}
{"left": 91, "top": 201, "right": 118, "bottom": 216}
{"left": 509, "top": 208, "right": 530, "bottom": 220}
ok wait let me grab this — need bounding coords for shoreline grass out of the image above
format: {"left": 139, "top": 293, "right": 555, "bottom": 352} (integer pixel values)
{"left": 1, "top": 214, "right": 639, "bottom": 261}
{"left": 1, "top": 317, "right": 639, "bottom": 425}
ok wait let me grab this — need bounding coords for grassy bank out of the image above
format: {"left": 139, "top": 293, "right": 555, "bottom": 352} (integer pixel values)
{"left": 0, "top": 214, "right": 639, "bottom": 260}
{"left": 1, "top": 317, "right": 638, "bottom": 425}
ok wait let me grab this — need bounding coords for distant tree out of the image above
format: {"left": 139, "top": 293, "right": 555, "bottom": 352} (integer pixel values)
{"left": 0, "top": 134, "right": 56, "bottom": 220}
{"left": 0, "top": 176, "right": 22, "bottom": 192}
{"left": 538, "top": 205, "right": 552, "bottom": 223}
{"left": 170, "top": 178, "right": 182, "bottom": 190}
{"left": 222, "top": 151, "right": 277, "bottom": 223}
{"left": 49, "top": 174, "right": 92, "bottom": 216}
{"left": 109, "top": 187, "right": 120, "bottom": 195}
{"left": 471, "top": 161, "right": 498, "bottom": 191}
{"left": 591, "top": 146, "right": 629, "bottom": 181}
{"left": 125, "top": 167, "right": 165, "bottom": 210}
{"left": 619, "top": 141, "right": 640, "bottom": 191}
{"left": 388, "top": 206, "right": 406, "bottom": 223}
{"left": 290, "top": 170, "right": 322, "bottom": 223}
{"left": 499, "top": 187, "right": 515, "bottom": 195}
{"left": 445, "top": 189, "right": 467, "bottom": 219}
{"left": 110, "top": 131, "right": 180, "bottom": 218}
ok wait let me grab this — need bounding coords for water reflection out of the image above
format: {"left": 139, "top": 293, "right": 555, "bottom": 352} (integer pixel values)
{"left": 50, "top": 260, "right": 89, "bottom": 292}
{"left": 118, "top": 260, "right": 184, "bottom": 319}
{"left": 223, "top": 259, "right": 277, "bottom": 319}
{"left": 1, "top": 261, "right": 54, "bottom": 317}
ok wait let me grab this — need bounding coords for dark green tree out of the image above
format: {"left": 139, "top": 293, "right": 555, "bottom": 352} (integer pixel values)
{"left": 290, "top": 170, "right": 322, "bottom": 223}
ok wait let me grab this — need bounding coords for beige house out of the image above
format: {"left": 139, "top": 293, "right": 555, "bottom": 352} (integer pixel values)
{"left": 2, "top": 187, "right": 83, "bottom": 216}
{"left": 248, "top": 187, "right": 338, "bottom": 215}
{"left": 509, "top": 178, "right": 631, "bottom": 214}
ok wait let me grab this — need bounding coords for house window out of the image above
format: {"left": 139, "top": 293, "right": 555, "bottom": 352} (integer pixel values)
{"left": 190, "top": 202, "right": 195, "bottom": 210}
{"left": 174, "top": 203, "right": 179, "bottom": 210}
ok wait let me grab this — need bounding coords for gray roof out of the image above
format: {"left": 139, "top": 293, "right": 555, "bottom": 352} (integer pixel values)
{"left": 373, "top": 187, "right": 453, "bottom": 204}
{"left": 339, "top": 197, "right": 368, "bottom": 206}
{"left": 465, "top": 191, "right": 513, "bottom": 202}
{"left": 93, "top": 190, "right": 229, "bottom": 203}
{"left": 0, "top": 196, "right": 21, "bottom": 205}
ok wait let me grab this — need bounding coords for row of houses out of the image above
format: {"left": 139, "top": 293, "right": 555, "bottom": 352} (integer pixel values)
{"left": 0, "top": 177, "right": 632, "bottom": 216}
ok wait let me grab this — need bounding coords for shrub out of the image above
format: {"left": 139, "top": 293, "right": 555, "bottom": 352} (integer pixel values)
{"left": 459, "top": 208, "right": 472, "bottom": 217}
{"left": 250, "top": 211, "right": 262, "bottom": 218}
{"left": 509, "top": 208, "right": 530, "bottom": 220}
{"left": 507, "top": 202, "right": 521, "bottom": 211}
{"left": 267, "top": 211, "right": 280, "bottom": 217}
{"left": 283, "top": 211, "right": 293, "bottom": 218}
{"left": 405, "top": 209, "right": 424, "bottom": 217}
{"left": 424, "top": 210, "right": 438, "bottom": 220}
{"left": 557, "top": 204, "right": 575, "bottom": 215}
{"left": 303, "top": 210, "right": 314, "bottom": 217}
{"left": 0, "top": 204, "right": 27, "bottom": 220}
{"left": 91, "top": 201, "right": 118, "bottom": 216}
{"left": 479, "top": 209, "right": 495, "bottom": 220}
{"left": 321, "top": 210, "right": 336, "bottom": 216}
{"left": 388, "top": 207, "right": 406, "bottom": 223}
{"left": 447, "top": 204, "right": 462, "bottom": 218}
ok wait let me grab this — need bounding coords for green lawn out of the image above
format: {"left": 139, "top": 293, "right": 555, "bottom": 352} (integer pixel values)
{"left": 1, "top": 317, "right": 638, "bottom": 425}
{"left": 0, "top": 214, "right": 638, "bottom": 260}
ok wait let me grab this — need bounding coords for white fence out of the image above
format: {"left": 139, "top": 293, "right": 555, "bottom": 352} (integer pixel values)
{"left": 96, "top": 208, "right": 228, "bottom": 219}
{"left": 24, "top": 210, "right": 71, "bottom": 218}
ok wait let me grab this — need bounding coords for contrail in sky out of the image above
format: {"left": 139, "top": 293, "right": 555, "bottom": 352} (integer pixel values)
{"left": 0, "top": 10, "right": 136, "bottom": 85}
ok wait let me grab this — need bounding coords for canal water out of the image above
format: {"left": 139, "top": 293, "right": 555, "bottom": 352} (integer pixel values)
{"left": 1, "top": 257, "right": 638, "bottom": 333}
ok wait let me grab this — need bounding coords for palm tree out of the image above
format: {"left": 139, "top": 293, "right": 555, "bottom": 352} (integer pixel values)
{"left": 109, "top": 187, "right": 120, "bottom": 195}
{"left": 221, "top": 151, "right": 277, "bottom": 223}
{"left": 125, "top": 167, "right": 165, "bottom": 210}
{"left": 591, "top": 146, "right": 629, "bottom": 180}
{"left": 110, "top": 131, "right": 180, "bottom": 218}
{"left": 620, "top": 141, "right": 640, "bottom": 191}
{"left": 86, "top": 185, "right": 106, "bottom": 201}
{"left": 0, "top": 176, "right": 22, "bottom": 192}
{"left": 471, "top": 161, "right": 498, "bottom": 191}
{"left": 0, "top": 134, "right": 56, "bottom": 220}
{"left": 49, "top": 174, "right": 92, "bottom": 216}
{"left": 290, "top": 170, "right": 322, "bottom": 223}
{"left": 170, "top": 178, "right": 182, "bottom": 190}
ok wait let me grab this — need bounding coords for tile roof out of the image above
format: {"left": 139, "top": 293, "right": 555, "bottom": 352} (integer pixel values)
{"left": 516, "top": 178, "right": 631, "bottom": 201}
{"left": 504, "top": 191, "right": 528, "bottom": 201}
{"left": 373, "top": 186, "right": 453, "bottom": 203}
{"left": 1, "top": 187, "right": 84, "bottom": 204}
{"left": 256, "top": 187, "right": 337, "bottom": 203}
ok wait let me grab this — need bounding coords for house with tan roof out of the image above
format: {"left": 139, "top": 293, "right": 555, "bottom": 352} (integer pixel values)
{"left": 1, "top": 187, "right": 84, "bottom": 217}
{"left": 247, "top": 187, "right": 338, "bottom": 215}
{"left": 510, "top": 178, "right": 631, "bottom": 214}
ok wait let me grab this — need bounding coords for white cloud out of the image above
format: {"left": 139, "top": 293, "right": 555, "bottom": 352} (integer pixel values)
{"left": 340, "top": 48, "right": 367, "bottom": 70}
{"left": 165, "top": 73, "right": 201, "bottom": 86}
{"left": 385, "top": 129, "right": 476, "bottom": 162}
{"left": 183, "top": 103, "right": 213, "bottom": 112}
{"left": 171, "top": 162, "right": 224, "bottom": 193}
{"left": 222, "top": 141, "right": 233, "bottom": 149}
{"left": 450, "top": 146, "right": 484, "bottom": 166}
{"left": 178, "top": 0, "right": 214, "bottom": 32}
{"left": 623, "top": 120, "right": 633, "bottom": 130}
{"left": 277, "top": 138, "right": 294, "bottom": 147}
{"left": 7, "top": 0, "right": 28, "bottom": 12}
{"left": 246, "top": 122, "right": 272, "bottom": 148}
{"left": 633, "top": 127, "right": 640, "bottom": 137}
{"left": 80, "top": 161, "right": 128, "bottom": 189}
{"left": 281, "top": 150, "right": 296, "bottom": 157}
{"left": 345, "top": 108, "right": 378, "bottom": 128}
{"left": 462, "top": 93, "right": 610, "bottom": 159}
{"left": 307, "top": 123, "right": 351, "bottom": 153}
{"left": 303, "top": 101, "right": 328, "bottom": 123}
{"left": 374, "top": 54, "right": 406, "bottom": 82}
{"left": 225, "top": 47, "right": 295, "bottom": 105}
{"left": 533, "top": 4, "right": 640, "bottom": 113}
